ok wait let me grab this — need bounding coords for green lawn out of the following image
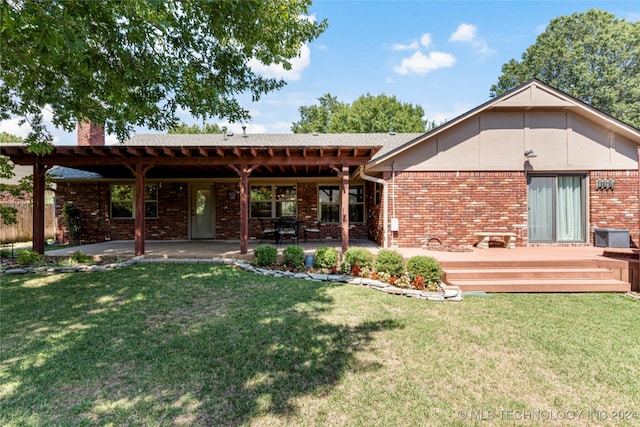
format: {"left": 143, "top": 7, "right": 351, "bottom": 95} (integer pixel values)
{"left": 1, "top": 264, "right": 639, "bottom": 426}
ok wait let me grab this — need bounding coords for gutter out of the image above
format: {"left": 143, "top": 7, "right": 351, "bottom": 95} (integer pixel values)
{"left": 357, "top": 166, "right": 389, "bottom": 248}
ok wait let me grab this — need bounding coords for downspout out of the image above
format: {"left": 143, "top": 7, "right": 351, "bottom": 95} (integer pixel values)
{"left": 358, "top": 166, "right": 389, "bottom": 248}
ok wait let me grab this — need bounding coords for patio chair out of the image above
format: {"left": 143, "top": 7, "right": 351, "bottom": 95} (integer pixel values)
{"left": 278, "top": 217, "right": 300, "bottom": 245}
{"left": 259, "top": 217, "right": 278, "bottom": 244}
{"left": 303, "top": 221, "right": 321, "bottom": 243}
{"left": 277, "top": 216, "right": 299, "bottom": 245}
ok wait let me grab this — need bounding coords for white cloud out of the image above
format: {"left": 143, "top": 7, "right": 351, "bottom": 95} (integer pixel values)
{"left": 450, "top": 23, "right": 495, "bottom": 56}
{"left": 450, "top": 23, "right": 476, "bottom": 42}
{"left": 391, "top": 40, "right": 419, "bottom": 51}
{"left": 0, "top": 117, "right": 30, "bottom": 139}
{"left": 249, "top": 44, "right": 311, "bottom": 81}
{"left": 394, "top": 51, "right": 456, "bottom": 75}
{"left": 390, "top": 33, "right": 432, "bottom": 51}
{"left": 420, "top": 33, "right": 432, "bottom": 48}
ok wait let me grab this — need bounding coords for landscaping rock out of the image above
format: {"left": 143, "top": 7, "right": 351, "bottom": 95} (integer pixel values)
{"left": 4, "top": 268, "right": 28, "bottom": 274}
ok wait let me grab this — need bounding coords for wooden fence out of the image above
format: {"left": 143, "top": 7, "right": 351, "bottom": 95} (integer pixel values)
{"left": 0, "top": 202, "right": 55, "bottom": 243}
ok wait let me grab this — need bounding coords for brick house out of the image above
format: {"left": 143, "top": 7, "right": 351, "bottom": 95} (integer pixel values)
{"left": 3, "top": 80, "right": 640, "bottom": 255}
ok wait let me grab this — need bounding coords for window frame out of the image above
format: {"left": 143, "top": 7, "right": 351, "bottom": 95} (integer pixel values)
{"left": 110, "top": 183, "right": 158, "bottom": 219}
{"left": 318, "top": 184, "right": 365, "bottom": 224}
{"left": 250, "top": 184, "right": 297, "bottom": 218}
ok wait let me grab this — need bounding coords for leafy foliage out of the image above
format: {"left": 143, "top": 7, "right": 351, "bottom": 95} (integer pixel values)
{"left": 292, "top": 93, "right": 436, "bottom": 133}
{"left": 283, "top": 245, "right": 305, "bottom": 270}
{"left": 313, "top": 247, "right": 339, "bottom": 269}
{"left": 62, "top": 203, "right": 82, "bottom": 244}
{"left": 253, "top": 245, "right": 278, "bottom": 267}
{"left": 406, "top": 256, "right": 443, "bottom": 284}
{"left": 490, "top": 9, "right": 640, "bottom": 128}
{"left": 1, "top": 0, "right": 327, "bottom": 151}
{"left": 374, "top": 249, "right": 405, "bottom": 277}
{"left": 343, "top": 247, "right": 374, "bottom": 269}
{"left": 16, "top": 250, "right": 45, "bottom": 266}
{"left": 168, "top": 122, "right": 222, "bottom": 134}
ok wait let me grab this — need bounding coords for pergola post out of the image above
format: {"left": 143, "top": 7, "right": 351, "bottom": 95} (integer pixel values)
{"left": 239, "top": 167, "right": 249, "bottom": 254}
{"left": 127, "top": 163, "right": 153, "bottom": 256}
{"left": 232, "top": 164, "right": 258, "bottom": 255}
{"left": 340, "top": 164, "right": 350, "bottom": 253}
{"left": 32, "top": 163, "right": 48, "bottom": 254}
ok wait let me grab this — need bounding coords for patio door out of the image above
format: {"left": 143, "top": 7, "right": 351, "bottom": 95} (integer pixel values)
{"left": 191, "top": 185, "right": 215, "bottom": 239}
{"left": 527, "top": 175, "right": 586, "bottom": 243}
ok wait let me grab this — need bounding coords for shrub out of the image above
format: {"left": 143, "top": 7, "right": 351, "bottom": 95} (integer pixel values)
{"left": 407, "top": 256, "right": 443, "bottom": 284}
{"left": 374, "top": 249, "right": 404, "bottom": 276}
{"left": 254, "top": 245, "right": 277, "bottom": 267}
{"left": 62, "top": 202, "right": 82, "bottom": 244}
{"left": 283, "top": 245, "right": 305, "bottom": 270}
{"left": 343, "top": 247, "right": 373, "bottom": 269}
{"left": 314, "top": 247, "right": 338, "bottom": 269}
{"left": 69, "top": 250, "right": 93, "bottom": 265}
{"left": 16, "top": 250, "right": 46, "bottom": 266}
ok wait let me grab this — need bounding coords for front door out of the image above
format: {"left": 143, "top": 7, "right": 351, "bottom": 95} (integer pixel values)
{"left": 191, "top": 185, "right": 215, "bottom": 239}
{"left": 527, "top": 175, "right": 586, "bottom": 243}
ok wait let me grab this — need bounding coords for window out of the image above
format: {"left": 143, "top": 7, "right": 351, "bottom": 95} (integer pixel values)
{"left": 250, "top": 185, "right": 296, "bottom": 218}
{"left": 110, "top": 184, "right": 158, "bottom": 219}
{"left": 349, "top": 185, "right": 365, "bottom": 223}
{"left": 318, "top": 184, "right": 365, "bottom": 223}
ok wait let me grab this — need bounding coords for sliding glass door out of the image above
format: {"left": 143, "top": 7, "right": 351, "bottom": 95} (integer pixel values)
{"left": 527, "top": 175, "right": 586, "bottom": 243}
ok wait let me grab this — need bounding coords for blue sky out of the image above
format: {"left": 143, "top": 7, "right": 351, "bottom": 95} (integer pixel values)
{"left": 1, "top": 0, "right": 639, "bottom": 144}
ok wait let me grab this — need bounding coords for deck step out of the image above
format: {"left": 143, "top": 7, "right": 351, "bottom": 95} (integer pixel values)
{"left": 442, "top": 260, "right": 631, "bottom": 293}
{"left": 445, "top": 268, "right": 613, "bottom": 280}
{"left": 446, "top": 278, "right": 630, "bottom": 293}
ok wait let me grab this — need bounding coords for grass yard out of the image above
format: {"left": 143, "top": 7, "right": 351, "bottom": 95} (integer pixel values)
{"left": 1, "top": 264, "right": 639, "bottom": 426}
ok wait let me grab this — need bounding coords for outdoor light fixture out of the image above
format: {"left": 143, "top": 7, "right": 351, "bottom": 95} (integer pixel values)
{"left": 524, "top": 149, "right": 537, "bottom": 158}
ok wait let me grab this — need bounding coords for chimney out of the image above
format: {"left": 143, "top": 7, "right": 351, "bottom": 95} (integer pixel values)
{"left": 77, "top": 121, "right": 105, "bottom": 146}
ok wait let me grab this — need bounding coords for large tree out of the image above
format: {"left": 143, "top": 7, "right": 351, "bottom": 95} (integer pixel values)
{"left": 292, "top": 93, "right": 433, "bottom": 133}
{"left": 490, "top": 9, "right": 640, "bottom": 128}
{"left": 0, "top": 0, "right": 326, "bottom": 154}
{"left": 168, "top": 122, "right": 222, "bottom": 134}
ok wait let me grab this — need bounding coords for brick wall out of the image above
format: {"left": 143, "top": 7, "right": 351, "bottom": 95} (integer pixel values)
{"left": 55, "top": 182, "right": 189, "bottom": 244}
{"left": 55, "top": 181, "right": 365, "bottom": 243}
{"left": 371, "top": 170, "right": 639, "bottom": 249}
{"left": 381, "top": 171, "right": 528, "bottom": 247}
{"left": 77, "top": 122, "right": 105, "bottom": 146}
{"left": 590, "top": 170, "right": 639, "bottom": 247}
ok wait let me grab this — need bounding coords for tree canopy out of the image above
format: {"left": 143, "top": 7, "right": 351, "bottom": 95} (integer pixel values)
{"left": 0, "top": 0, "right": 326, "bottom": 153}
{"left": 291, "top": 93, "right": 434, "bottom": 133}
{"left": 168, "top": 122, "right": 222, "bottom": 134}
{"left": 490, "top": 9, "right": 640, "bottom": 128}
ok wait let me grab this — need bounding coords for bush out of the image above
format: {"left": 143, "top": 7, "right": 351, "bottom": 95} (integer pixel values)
{"left": 343, "top": 247, "right": 373, "bottom": 269}
{"left": 314, "top": 247, "right": 338, "bottom": 269}
{"left": 283, "top": 245, "right": 305, "bottom": 270}
{"left": 16, "top": 250, "right": 46, "bottom": 266}
{"left": 374, "top": 249, "right": 404, "bottom": 276}
{"left": 254, "top": 245, "right": 277, "bottom": 267}
{"left": 407, "top": 256, "right": 443, "bottom": 284}
{"left": 69, "top": 250, "right": 93, "bottom": 265}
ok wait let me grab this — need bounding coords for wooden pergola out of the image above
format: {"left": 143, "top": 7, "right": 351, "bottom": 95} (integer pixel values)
{"left": 2, "top": 143, "right": 381, "bottom": 256}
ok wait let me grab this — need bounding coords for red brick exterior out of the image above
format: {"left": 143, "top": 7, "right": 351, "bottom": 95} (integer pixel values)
{"left": 53, "top": 171, "right": 638, "bottom": 247}
{"left": 590, "top": 170, "right": 639, "bottom": 248}
{"left": 54, "top": 180, "right": 367, "bottom": 244}
{"left": 77, "top": 122, "right": 105, "bottom": 146}
{"left": 368, "top": 170, "right": 639, "bottom": 248}
{"left": 55, "top": 182, "right": 189, "bottom": 244}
